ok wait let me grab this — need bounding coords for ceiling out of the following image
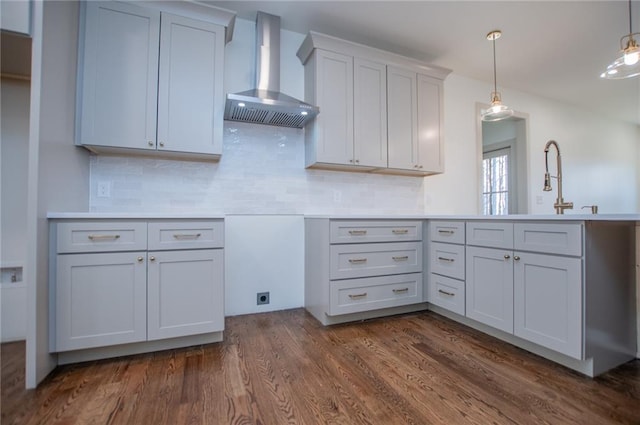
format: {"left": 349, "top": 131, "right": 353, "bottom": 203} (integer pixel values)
{"left": 206, "top": 0, "right": 640, "bottom": 126}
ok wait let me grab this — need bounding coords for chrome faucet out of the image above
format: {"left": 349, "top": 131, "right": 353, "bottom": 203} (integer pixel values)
{"left": 543, "top": 140, "right": 573, "bottom": 214}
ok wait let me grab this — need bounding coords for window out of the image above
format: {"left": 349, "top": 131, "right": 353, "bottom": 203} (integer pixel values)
{"left": 482, "top": 147, "right": 510, "bottom": 215}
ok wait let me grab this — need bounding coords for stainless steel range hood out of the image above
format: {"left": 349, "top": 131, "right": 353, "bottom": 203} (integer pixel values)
{"left": 224, "top": 12, "right": 319, "bottom": 129}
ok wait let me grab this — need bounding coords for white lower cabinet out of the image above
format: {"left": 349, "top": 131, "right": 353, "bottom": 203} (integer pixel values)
{"left": 305, "top": 218, "right": 425, "bottom": 325}
{"left": 56, "top": 252, "right": 147, "bottom": 351}
{"left": 514, "top": 252, "right": 582, "bottom": 359}
{"left": 147, "top": 249, "right": 224, "bottom": 340}
{"left": 465, "top": 246, "right": 513, "bottom": 334}
{"left": 52, "top": 219, "right": 224, "bottom": 355}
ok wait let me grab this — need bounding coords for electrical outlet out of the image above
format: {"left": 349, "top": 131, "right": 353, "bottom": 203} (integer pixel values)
{"left": 97, "top": 181, "right": 111, "bottom": 198}
{"left": 257, "top": 292, "right": 270, "bottom": 305}
{"left": 536, "top": 195, "right": 544, "bottom": 205}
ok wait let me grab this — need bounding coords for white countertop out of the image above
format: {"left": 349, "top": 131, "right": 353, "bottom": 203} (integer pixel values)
{"left": 47, "top": 212, "right": 225, "bottom": 219}
{"left": 48, "top": 212, "right": 640, "bottom": 221}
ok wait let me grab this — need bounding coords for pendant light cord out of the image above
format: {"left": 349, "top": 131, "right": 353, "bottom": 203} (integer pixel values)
{"left": 629, "top": 0, "right": 633, "bottom": 35}
{"left": 492, "top": 37, "right": 498, "bottom": 95}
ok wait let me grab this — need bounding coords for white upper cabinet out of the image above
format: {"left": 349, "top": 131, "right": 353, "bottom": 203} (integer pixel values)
{"left": 157, "top": 13, "right": 224, "bottom": 156}
{"left": 353, "top": 58, "right": 387, "bottom": 168}
{"left": 1, "top": 0, "right": 31, "bottom": 35}
{"left": 78, "top": 2, "right": 160, "bottom": 152}
{"left": 297, "top": 31, "right": 450, "bottom": 176}
{"left": 305, "top": 49, "right": 354, "bottom": 166}
{"left": 77, "top": 1, "right": 233, "bottom": 161}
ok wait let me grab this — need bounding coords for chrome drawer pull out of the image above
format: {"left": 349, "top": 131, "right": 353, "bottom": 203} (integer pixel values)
{"left": 438, "top": 229, "right": 454, "bottom": 235}
{"left": 348, "top": 230, "right": 367, "bottom": 236}
{"left": 348, "top": 293, "right": 367, "bottom": 299}
{"left": 437, "top": 256, "right": 455, "bottom": 263}
{"left": 172, "top": 233, "right": 202, "bottom": 240}
{"left": 88, "top": 234, "right": 120, "bottom": 241}
{"left": 392, "top": 288, "right": 409, "bottom": 294}
{"left": 392, "top": 256, "right": 409, "bottom": 261}
{"left": 348, "top": 258, "right": 367, "bottom": 264}
{"left": 438, "top": 289, "right": 455, "bottom": 297}
{"left": 392, "top": 229, "right": 409, "bottom": 235}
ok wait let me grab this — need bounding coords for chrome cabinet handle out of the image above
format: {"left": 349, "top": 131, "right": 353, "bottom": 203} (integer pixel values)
{"left": 148, "top": 141, "right": 154, "bottom": 147}
{"left": 159, "top": 142, "right": 165, "bottom": 147}
{"left": 348, "top": 293, "right": 367, "bottom": 299}
{"left": 348, "top": 230, "right": 367, "bottom": 236}
{"left": 437, "top": 256, "right": 455, "bottom": 263}
{"left": 348, "top": 258, "right": 367, "bottom": 264}
{"left": 514, "top": 256, "right": 521, "bottom": 261}
{"left": 149, "top": 256, "right": 156, "bottom": 262}
{"left": 504, "top": 254, "right": 511, "bottom": 259}
{"left": 392, "top": 229, "right": 409, "bottom": 235}
{"left": 172, "top": 233, "right": 202, "bottom": 240}
{"left": 137, "top": 256, "right": 144, "bottom": 262}
{"left": 392, "top": 288, "right": 409, "bottom": 294}
{"left": 437, "top": 229, "right": 454, "bottom": 235}
{"left": 438, "top": 289, "right": 455, "bottom": 296}
{"left": 392, "top": 256, "right": 409, "bottom": 261}
{"left": 88, "top": 234, "right": 120, "bottom": 241}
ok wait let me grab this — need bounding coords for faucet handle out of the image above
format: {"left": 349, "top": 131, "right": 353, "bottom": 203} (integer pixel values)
{"left": 581, "top": 205, "right": 598, "bottom": 214}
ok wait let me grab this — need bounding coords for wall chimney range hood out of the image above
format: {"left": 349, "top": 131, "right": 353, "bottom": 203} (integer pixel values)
{"left": 224, "top": 12, "right": 319, "bottom": 129}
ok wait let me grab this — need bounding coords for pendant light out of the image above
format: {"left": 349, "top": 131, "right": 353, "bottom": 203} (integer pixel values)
{"left": 481, "top": 30, "right": 514, "bottom": 122}
{"left": 600, "top": 0, "right": 640, "bottom": 79}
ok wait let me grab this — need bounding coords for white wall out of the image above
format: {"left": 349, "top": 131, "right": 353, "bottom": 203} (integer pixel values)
{"left": 427, "top": 74, "right": 639, "bottom": 215}
{"left": 26, "top": 0, "right": 90, "bottom": 388}
{"left": 1, "top": 78, "right": 30, "bottom": 342}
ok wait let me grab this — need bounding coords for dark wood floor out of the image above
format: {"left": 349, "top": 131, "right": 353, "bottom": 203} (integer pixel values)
{"left": 2, "top": 309, "right": 639, "bottom": 425}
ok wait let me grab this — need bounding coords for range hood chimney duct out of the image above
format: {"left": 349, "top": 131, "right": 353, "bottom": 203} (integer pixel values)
{"left": 224, "top": 11, "right": 319, "bottom": 128}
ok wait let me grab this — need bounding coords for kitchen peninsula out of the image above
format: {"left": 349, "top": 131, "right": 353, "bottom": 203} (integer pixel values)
{"left": 48, "top": 212, "right": 638, "bottom": 379}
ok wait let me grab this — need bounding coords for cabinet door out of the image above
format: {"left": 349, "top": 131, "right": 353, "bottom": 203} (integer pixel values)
{"left": 157, "top": 13, "right": 224, "bottom": 155}
{"left": 147, "top": 249, "right": 224, "bottom": 340}
{"left": 55, "top": 252, "right": 147, "bottom": 352}
{"left": 78, "top": 2, "right": 159, "bottom": 150}
{"left": 312, "top": 49, "right": 354, "bottom": 165}
{"left": 353, "top": 58, "right": 387, "bottom": 167}
{"left": 416, "top": 74, "right": 444, "bottom": 173}
{"left": 514, "top": 252, "right": 582, "bottom": 359}
{"left": 387, "top": 66, "right": 418, "bottom": 170}
{"left": 466, "top": 246, "right": 513, "bottom": 333}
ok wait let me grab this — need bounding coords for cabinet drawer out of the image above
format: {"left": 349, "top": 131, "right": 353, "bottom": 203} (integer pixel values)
{"left": 429, "top": 221, "right": 465, "bottom": 244}
{"left": 57, "top": 221, "right": 147, "bottom": 253}
{"left": 514, "top": 223, "right": 582, "bottom": 256}
{"left": 330, "top": 242, "right": 422, "bottom": 280}
{"left": 429, "top": 274, "right": 465, "bottom": 316}
{"left": 429, "top": 242, "right": 465, "bottom": 280}
{"left": 148, "top": 221, "right": 223, "bottom": 250}
{"left": 466, "top": 221, "right": 513, "bottom": 249}
{"left": 328, "top": 273, "right": 422, "bottom": 316}
{"left": 330, "top": 220, "right": 422, "bottom": 244}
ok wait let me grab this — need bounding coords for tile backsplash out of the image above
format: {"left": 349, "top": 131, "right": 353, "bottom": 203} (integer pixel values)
{"left": 90, "top": 122, "right": 425, "bottom": 215}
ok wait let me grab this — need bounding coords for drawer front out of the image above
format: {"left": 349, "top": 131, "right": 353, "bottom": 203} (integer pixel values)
{"left": 429, "top": 221, "right": 465, "bottom": 244}
{"left": 428, "top": 273, "right": 465, "bottom": 316}
{"left": 466, "top": 221, "right": 514, "bottom": 249}
{"left": 514, "top": 223, "right": 582, "bottom": 256}
{"left": 57, "top": 221, "right": 147, "bottom": 253}
{"left": 330, "top": 242, "right": 422, "bottom": 280}
{"left": 329, "top": 273, "right": 423, "bottom": 316}
{"left": 330, "top": 220, "right": 422, "bottom": 244}
{"left": 148, "top": 221, "right": 224, "bottom": 250}
{"left": 429, "top": 242, "right": 465, "bottom": 280}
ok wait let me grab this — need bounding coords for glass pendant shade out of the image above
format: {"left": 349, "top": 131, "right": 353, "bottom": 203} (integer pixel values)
{"left": 601, "top": 0, "right": 640, "bottom": 79}
{"left": 482, "top": 91, "right": 514, "bottom": 122}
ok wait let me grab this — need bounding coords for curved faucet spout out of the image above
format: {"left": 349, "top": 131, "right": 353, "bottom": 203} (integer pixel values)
{"left": 543, "top": 140, "right": 573, "bottom": 214}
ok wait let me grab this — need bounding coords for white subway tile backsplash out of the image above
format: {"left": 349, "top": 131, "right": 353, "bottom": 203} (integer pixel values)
{"left": 89, "top": 122, "right": 425, "bottom": 215}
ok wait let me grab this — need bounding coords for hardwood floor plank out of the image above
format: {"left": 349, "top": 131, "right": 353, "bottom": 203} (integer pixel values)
{"left": 2, "top": 309, "right": 639, "bottom": 425}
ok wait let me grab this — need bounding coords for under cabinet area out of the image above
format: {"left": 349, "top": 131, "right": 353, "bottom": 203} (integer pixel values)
{"left": 76, "top": 1, "right": 233, "bottom": 161}
{"left": 50, "top": 218, "right": 224, "bottom": 362}
{"left": 297, "top": 32, "right": 450, "bottom": 176}
{"left": 305, "top": 218, "right": 427, "bottom": 325}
